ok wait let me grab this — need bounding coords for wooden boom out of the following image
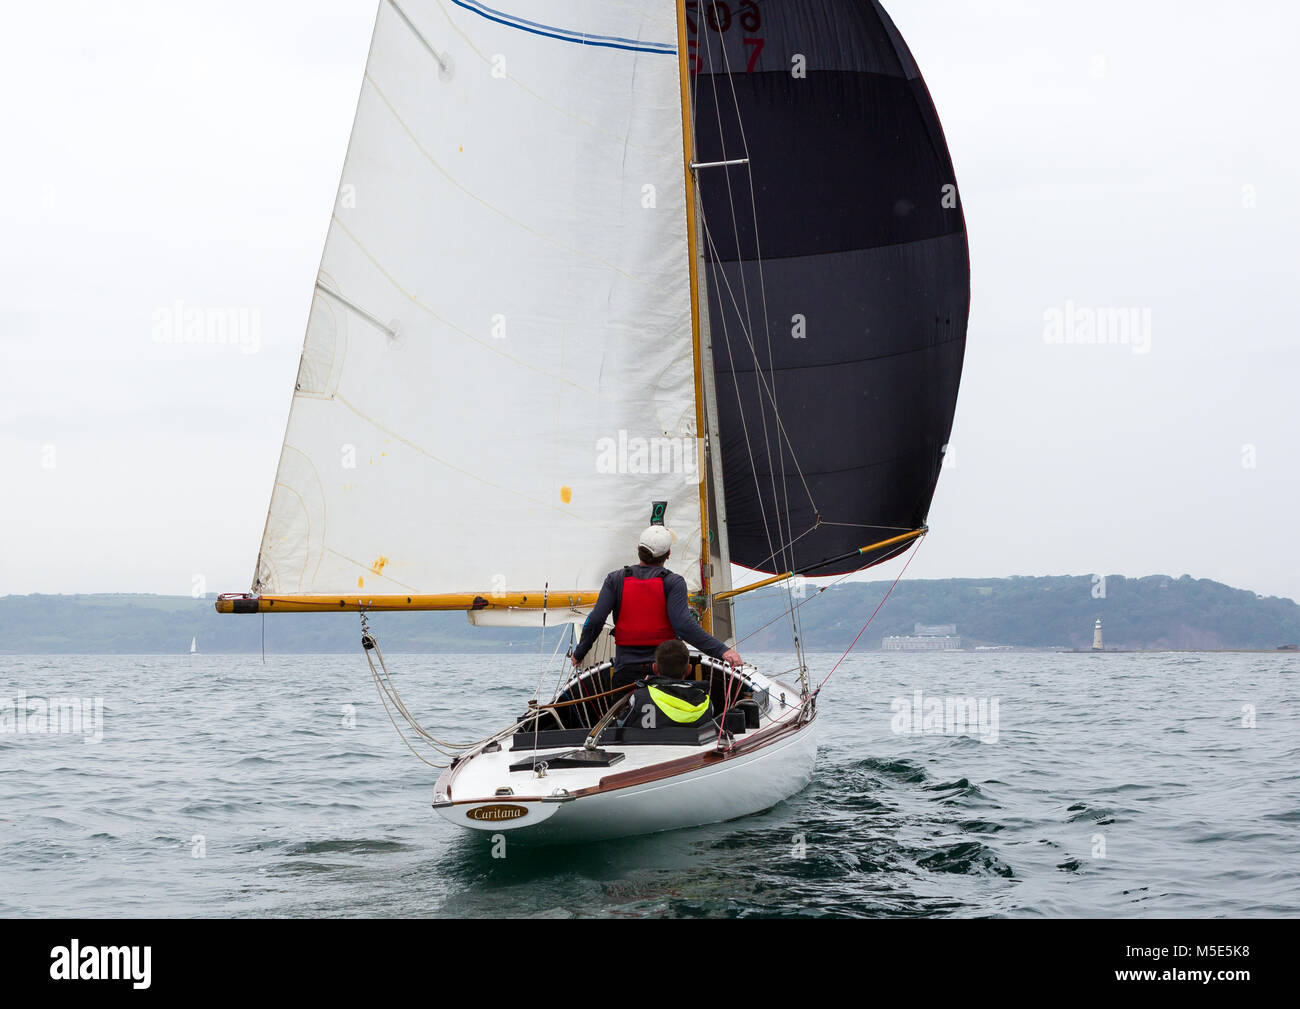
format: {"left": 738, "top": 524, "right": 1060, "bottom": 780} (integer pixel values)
{"left": 711, "top": 527, "right": 928, "bottom": 603}
{"left": 215, "top": 592, "right": 602, "bottom": 614}
{"left": 215, "top": 528, "right": 926, "bottom": 614}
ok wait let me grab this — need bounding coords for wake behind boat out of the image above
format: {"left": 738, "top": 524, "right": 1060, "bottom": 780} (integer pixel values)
{"left": 216, "top": 0, "right": 969, "bottom": 845}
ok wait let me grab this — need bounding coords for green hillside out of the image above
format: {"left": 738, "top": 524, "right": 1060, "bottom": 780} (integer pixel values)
{"left": 737, "top": 574, "right": 1300, "bottom": 651}
{"left": 1, "top": 574, "right": 1297, "bottom": 654}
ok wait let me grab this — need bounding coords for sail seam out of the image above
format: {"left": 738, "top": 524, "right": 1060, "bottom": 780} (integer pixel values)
{"left": 362, "top": 73, "right": 664, "bottom": 292}
{"left": 325, "top": 546, "right": 422, "bottom": 593}
{"left": 718, "top": 332, "right": 967, "bottom": 374}
{"left": 332, "top": 394, "right": 599, "bottom": 524}
{"left": 699, "top": 217, "right": 818, "bottom": 517}
{"left": 327, "top": 213, "right": 598, "bottom": 396}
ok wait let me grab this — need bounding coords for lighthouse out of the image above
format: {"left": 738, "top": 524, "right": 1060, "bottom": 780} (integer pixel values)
{"left": 1092, "top": 619, "right": 1103, "bottom": 651}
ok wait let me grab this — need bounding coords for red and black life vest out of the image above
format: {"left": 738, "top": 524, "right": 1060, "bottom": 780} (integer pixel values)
{"left": 612, "top": 567, "right": 674, "bottom": 647}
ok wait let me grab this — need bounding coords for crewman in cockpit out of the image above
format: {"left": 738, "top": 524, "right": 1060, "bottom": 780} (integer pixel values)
{"left": 571, "top": 525, "right": 742, "bottom": 688}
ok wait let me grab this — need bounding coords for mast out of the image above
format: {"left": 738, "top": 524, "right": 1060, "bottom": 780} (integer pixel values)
{"left": 696, "top": 196, "right": 737, "bottom": 644}
{"left": 676, "top": 0, "right": 712, "bottom": 634}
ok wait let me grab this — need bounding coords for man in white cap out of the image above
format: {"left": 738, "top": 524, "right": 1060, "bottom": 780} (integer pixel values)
{"left": 571, "top": 525, "right": 742, "bottom": 689}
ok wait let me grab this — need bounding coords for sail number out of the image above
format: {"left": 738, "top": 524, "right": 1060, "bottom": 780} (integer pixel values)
{"left": 684, "top": 1, "right": 765, "bottom": 75}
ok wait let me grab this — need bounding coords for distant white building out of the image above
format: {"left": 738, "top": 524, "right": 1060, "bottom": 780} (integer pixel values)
{"left": 882, "top": 623, "right": 962, "bottom": 651}
{"left": 1092, "top": 619, "right": 1103, "bottom": 650}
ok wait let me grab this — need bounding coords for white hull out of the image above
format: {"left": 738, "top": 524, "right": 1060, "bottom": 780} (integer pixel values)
{"left": 434, "top": 662, "right": 817, "bottom": 844}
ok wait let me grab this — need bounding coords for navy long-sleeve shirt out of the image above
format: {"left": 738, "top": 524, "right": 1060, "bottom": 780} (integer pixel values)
{"left": 573, "top": 564, "right": 727, "bottom": 669}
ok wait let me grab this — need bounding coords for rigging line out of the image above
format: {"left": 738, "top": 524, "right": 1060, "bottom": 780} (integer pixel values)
{"left": 550, "top": 628, "right": 577, "bottom": 704}
{"left": 361, "top": 617, "right": 496, "bottom": 753}
{"left": 687, "top": 42, "right": 771, "bottom": 608}
{"left": 685, "top": 49, "right": 816, "bottom": 521}
{"left": 362, "top": 627, "right": 459, "bottom": 761}
{"left": 715, "top": 664, "right": 742, "bottom": 750}
{"left": 700, "top": 218, "right": 780, "bottom": 579}
{"left": 533, "top": 582, "right": 550, "bottom": 699}
{"left": 530, "top": 582, "right": 552, "bottom": 752}
{"left": 730, "top": 549, "right": 894, "bottom": 650}
{"left": 698, "top": 212, "right": 802, "bottom": 666}
{"left": 698, "top": 218, "right": 777, "bottom": 543}
{"left": 705, "top": 18, "right": 797, "bottom": 597}
{"left": 713, "top": 20, "right": 796, "bottom": 588}
{"left": 732, "top": 520, "right": 820, "bottom": 578}
{"left": 694, "top": 40, "right": 809, "bottom": 673}
{"left": 699, "top": 37, "right": 786, "bottom": 582}
{"left": 697, "top": 215, "right": 816, "bottom": 525}
{"left": 816, "top": 534, "right": 927, "bottom": 693}
{"left": 695, "top": 214, "right": 818, "bottom": 515}
{"left": 369, "top": 659, "right": 463, "bottom": 757}
{"left": 702, "top": 254, "right": 807, "bottom": 680}
{"left": 367, "top": 648, "right": 452, "bottom": 767}
{"left": 551, "top": 624, "right": 597, "bottom": 706}
{"left": 576, "top": 672, "right": 592, "bottom": 729}
{"left": 698, "top": 38, "right": 803, "bottom": 628}
{"left": 535, "top": 614, "right": 570, "bottom": 702}
{"left": 369, "top": 661, "right": 450, "bottom": 768}
{"left": 816, "top": 521, "right": 917, "bottom": 531}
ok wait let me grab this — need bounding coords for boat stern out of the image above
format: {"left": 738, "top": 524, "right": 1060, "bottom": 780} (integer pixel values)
{"left": 432, "top": 793, "right": 569, "bottom": 832}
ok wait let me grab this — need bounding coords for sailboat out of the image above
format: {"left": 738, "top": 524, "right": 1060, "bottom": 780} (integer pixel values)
{"left": 189, "top": 637, "right": 197, "bottom": 655}
{"left": 217, "top": 0, "right": 968, "bottom": 843}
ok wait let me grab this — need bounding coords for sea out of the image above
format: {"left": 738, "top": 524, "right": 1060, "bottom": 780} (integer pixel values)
{"left": 2, "top": 650, "right": 1297, "bottom": 918}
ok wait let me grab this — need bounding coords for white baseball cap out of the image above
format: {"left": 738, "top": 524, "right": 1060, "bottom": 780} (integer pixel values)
{"left": 638, "top": 525, "right": 674, "bottom": 558}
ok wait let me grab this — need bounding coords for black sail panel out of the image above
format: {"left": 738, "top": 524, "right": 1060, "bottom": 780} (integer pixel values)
{"left": 691, "top": 0, "right": 969, "bottom": 575}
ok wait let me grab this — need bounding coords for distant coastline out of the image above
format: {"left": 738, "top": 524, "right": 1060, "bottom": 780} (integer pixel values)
{"left": 1, "top": 574, "right": 1297, "bottom": 655}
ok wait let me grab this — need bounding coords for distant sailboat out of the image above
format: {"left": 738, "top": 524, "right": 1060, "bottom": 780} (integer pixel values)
{"left": 189, "top": 637, "right": 197, "bottom": 654}
{"left": 217, "top": 0, "right": 968, "bottom": 842}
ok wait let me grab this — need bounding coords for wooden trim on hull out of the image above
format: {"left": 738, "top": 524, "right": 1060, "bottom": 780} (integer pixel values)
{"left": 580, "top": 712, "right": 810, "bottom": 795}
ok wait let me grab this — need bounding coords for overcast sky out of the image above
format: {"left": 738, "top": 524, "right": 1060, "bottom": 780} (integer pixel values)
{"left": 1, "top": 0, "right": 1296, "bottom": 602}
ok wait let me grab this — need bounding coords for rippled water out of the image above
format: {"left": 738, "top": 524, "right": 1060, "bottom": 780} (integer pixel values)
{"left": 2, "top": 650, "right": 1297, "bottom": 917}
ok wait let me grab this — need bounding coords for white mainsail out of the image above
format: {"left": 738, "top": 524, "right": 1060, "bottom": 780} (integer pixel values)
{"left": 254, "top": 0, "right": 702, "bottom": 608}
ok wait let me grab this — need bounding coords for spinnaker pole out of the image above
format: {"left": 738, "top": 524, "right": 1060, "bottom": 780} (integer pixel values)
{"left": 711, "top": 528, "right": 929, "bottom": 604}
